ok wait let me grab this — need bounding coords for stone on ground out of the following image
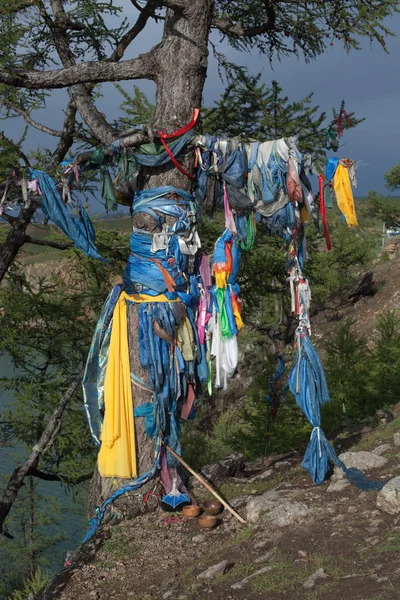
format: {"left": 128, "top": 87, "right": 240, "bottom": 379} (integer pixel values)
{"left": 373, "top": 444, "right": 392, "bottom": 455}
{"left": 377, "top": 476, "right": 400, "bottom": 515}
{"left": 197, "top": 560, "right": 229, "bottom": 580}
{"left": 231, "top": 566, "right": 273, "bottom": 589}
{"left": 303, "top": 568, "right": 329, "bottom": 589}
{"left": 334, "top": 451, "right": 388, "bottom": 479}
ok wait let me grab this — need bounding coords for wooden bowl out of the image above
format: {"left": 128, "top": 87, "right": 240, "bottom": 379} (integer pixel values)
{"left": 202, "top": 500, "right": 222, "bottom": 516}
{"left": 182, "top": 505, "right": 201, "bottom": 518}
{"left": 198, "top": 515, "right": 217, "bottom": 529}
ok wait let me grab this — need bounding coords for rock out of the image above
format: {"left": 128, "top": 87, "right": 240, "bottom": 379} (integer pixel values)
{"left": 246, "top": 488, "right": 298, "bottom": 523}
{"left": 376, "top": 409, "right": 394, "bottom": 424}
{"left": 275, "top": 482, "right": 293, "bottom": 491}
{"left": 197, "top": 560, "right": 229, "bottom": 580}
{"left": 303, "top": 568, "right": 328, "bottom": 589}
{"left": 373, "top": 444, "right": 392, "bottom": 455}
{"left": 298, "top": 550, "right": 308, "bottom": 558}
{"left": 334, "top": 451, "right": 388, "bottom": 479}
{"left": 254, "top": 549, "right": 277, "bottom": 564}
{"left": 192, "top": 534, "right": 206, "bottom": 543}
{"left": 377, "top": 476, "right": 400, "bottom": 515}
{"left": 393, "top": 433, "right": 400, "bottom": 447}
{"left": 246, "top": 490, "right": 281, "bottom": 523}
{"left": 231, "top": 566, "right": 273, "bottom": 589}
{"left": 366, "top": 536, "right": 380, "bottom": 546}
{"left": 274, "top": 461, "right": 291, "bottom": 470}
{"left": 247, "top": 469, "right": 273, "bottom": 483}
{"left": 347, "top": 506, "right": 358, "bottom": 514}
{"left": 327, "top": 479, "right": 350, "bottom": 493}
{"left": 163, "top": 593, "right": 173, "bottom": 600}
{"left": 333, "top": 514, "right": 345, "bottom": 523}
{"left": 189, "top": 453, "right": 246, "bottom": 487}
{"left": 262, "top": 501, "right": 313, "bottom": 527}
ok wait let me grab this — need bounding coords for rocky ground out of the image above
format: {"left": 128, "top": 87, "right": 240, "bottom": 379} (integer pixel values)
{"left": 38, "top": 416, "right": 400, "bottom": 600}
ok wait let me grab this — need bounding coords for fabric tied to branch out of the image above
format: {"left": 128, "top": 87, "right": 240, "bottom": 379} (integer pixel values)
{"left": 289, "top": 331, "right": 384, "bottom": 490}
{"left": 29, "top": 169, "right": 105, "bottom": 262}
{"left": 333, "top": 164, "right": 358, "bottom": 227}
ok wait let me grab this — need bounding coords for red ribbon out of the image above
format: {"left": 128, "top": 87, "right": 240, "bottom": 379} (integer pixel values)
{"left": 158, "top": 108, "right": 200, "bottom": 180}
{"left": 319, "top": 175, "right": 331, "bottom": 251}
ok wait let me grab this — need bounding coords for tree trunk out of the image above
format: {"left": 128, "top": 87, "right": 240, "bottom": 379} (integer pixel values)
{"left": 87, "top": 0, "right": 212, "bottom": 522}
{"left": 0, "top": 202, "right": 37, "bottom": 283}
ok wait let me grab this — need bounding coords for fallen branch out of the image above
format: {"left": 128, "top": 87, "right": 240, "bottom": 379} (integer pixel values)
{"left": 0, "top": 369, "right": 84, "bottom": 538}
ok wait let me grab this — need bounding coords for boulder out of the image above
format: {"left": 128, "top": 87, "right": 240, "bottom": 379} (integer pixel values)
{"left": 373, "top": 444, "right": 392, "bottom": 456}
{"left": 262, "top": 501, "right": 313, "bottom": 527}
{"left": 334, "top": 451, "right": 388, "bottom": 479}
{"left": 246, "top": 488, "right": 298, "bottom": 523}
{"left": 393, "top": 432, "right": 400, "bottom": 447}
{"left": 377, "top": 476, "right": 400, "bottom": 515}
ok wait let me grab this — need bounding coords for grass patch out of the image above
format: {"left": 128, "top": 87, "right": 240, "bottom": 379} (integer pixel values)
{"left": 194, "top": 465, "right": 303, "bottom": 503}
{"left": 354, "top": 418, "right": 400, "bottom": 451}
{"left": 252, "top": 550, "right": 357, "bottom": 596}
{"left": 373, "top": 531, "right": 400, "bottom": 553}
{"left": 101, "top": 525, "right": 137, "bottom": 560}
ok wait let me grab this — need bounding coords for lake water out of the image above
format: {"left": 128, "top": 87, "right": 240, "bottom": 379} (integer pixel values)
{"left": 0, "top": 353, "right": 88, "bottom": 573}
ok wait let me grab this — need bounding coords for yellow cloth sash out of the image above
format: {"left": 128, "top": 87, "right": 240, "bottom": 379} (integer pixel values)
{"left": 98, "top": 291, "right": 177, "bottom": 479}
{"left": 333, "top": 164, "right": 358, "bottom": 227}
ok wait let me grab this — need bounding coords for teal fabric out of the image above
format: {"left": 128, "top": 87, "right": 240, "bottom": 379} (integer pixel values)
{"left": 82, "top": 285, "right": 122, "bottom": 446}
{"left": 134, "top": 402, "right": 156, "bottom": 439}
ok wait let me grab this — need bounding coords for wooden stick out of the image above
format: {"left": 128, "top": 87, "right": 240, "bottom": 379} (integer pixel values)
{"left": 163, "top": 443, "right": 247, "bottom": 524}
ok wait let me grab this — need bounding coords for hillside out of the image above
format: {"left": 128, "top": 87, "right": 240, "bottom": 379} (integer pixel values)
{"left": 37, "top": 417, "right": 400, "bottom": 600}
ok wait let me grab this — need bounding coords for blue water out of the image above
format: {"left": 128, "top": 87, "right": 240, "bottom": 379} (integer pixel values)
{"left": 0, "top": 353, "right": 87, "bottom": 572}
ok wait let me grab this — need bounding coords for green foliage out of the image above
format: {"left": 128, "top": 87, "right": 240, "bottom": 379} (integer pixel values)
{"left": 203, "top": 76, "right": 362, "bottom": 156}
{"left": 238, "top": 221, "right": 373, "bottom": 332}
{"left": 0, "top": 478, "right": 61, "bottom": 600}
{"left": 0, "top": 228, "right": 127, "bottom": 482}
{"left": 114, "top": 84, "right": 154, "bottom": 130}
{"left": 7, "top": 567, "right": 51, "bottom": 600}
{"left": 214, "top": 0, "right": 398, "bottom": 60}
{"left": 385, "top": 163, "right": 400, "bottom": 191}
{"left": 304, "top": 221, "right": 374, "bottom": 302}
{"left": 323, "top": 313, "right": 400, "bottom": 434}
{"left": 232, "top": 364, "right": 311, "bottom": 459}
{"left": 366, "top": 190, "right": 400, "bottom": 230}
{"left": 182, "top": 407, "right": 243, "bottom": 470}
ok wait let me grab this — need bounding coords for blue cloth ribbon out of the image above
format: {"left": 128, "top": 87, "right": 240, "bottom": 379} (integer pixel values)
{"left": 29, "top": 169, "right": 105, "bottom": 262}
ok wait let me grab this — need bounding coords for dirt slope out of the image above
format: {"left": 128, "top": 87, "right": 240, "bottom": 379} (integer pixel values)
{"left": 37, "top": 416, "right": 400, "bottom": 600}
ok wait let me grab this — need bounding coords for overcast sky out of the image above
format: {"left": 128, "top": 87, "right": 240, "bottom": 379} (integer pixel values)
{"left": 4, "top": 4, "right": 400, "bottom": 199}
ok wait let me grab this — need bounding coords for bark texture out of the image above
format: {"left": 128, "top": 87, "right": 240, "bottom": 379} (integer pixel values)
{"left": 88, "top": 0, "right": 212, "bottom": 522}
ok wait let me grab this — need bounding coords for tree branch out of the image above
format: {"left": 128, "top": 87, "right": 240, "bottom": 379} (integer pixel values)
{"left": 0, "top": 212, "right": 17, "bottom": 226}
{"left": 0, "top": 132, "right": 31, "bottom": 168}
{"left": 110, "top": 0, "right": 164, "bottom": 62}
{"left": 213, "top": 1, "right": 276, "bottom": 37}
{"left": 28, "top": 468, "right": 93, "bottom": 485}
{"left": 44, "top": 1, "right": 119, "bottom": 145}
{"left": 0, "top": 54, "right": 156, "bottom": 89}
{"left": 75, "top": 128, "right": 150, "bottom": 165}
{"left": 23, "top": 235, "right": 73, "bottom": 251}
{"left": 10, "top": 106, "right": 63, "bottom": 137}
{"left": 48, "top": 99, "right": 77, "bottom": 169}
{"left": 0, "top": 370, "right": 84, "bottom": 537}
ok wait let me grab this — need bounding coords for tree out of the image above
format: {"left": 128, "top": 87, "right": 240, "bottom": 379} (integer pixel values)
{"left": 0, "top": 0, "right": 398, "bottom": 528}
{"left": 202, "top": 76, "right": 361, "bottom": 155}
